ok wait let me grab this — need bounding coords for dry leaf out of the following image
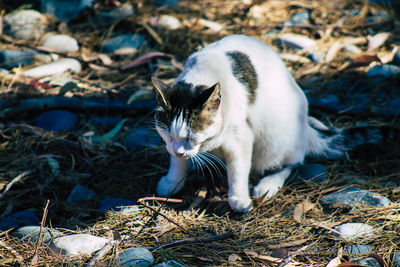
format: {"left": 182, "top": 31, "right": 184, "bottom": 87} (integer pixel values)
{"left": 293, "top": 201, "right": 316, "bottom": 222}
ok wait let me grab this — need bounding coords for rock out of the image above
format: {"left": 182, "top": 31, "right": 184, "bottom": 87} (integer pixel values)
{"left": 96, "top": 3, "right": 135, "bottom": 25}
{"left": 320, "top": 186, "right": 391, "bottom": 208}
{"left": 35, "top": 110, "right": 78, "bottom": 132}
{"left": 156, "top": 15, "right": 181, "bottom": 30}
{"left": 23, "top": 58, "right": 81, "bottom": 78}
{"left": 367, "top": 64, "right": 400, "bottom": 77}
{"left": 101, "top": 34, "right": 146, "bottom": 54}
{"left": 124, "top": 128, "right": 162, "bottom": 149}
{"left": 154, "top": 260, "right": 185, "bottom": 267}
{"left": 354, "top": 258, "right": 381, "bottom": 267}
{"left": 345, "top": 244, "right": 374, "bottom": 255}
{"left": 13, "top": 226, "right": 64, "bottom": 243}
{"left": 335, "top": 223, "right": 374, "bottom": 240}
{"left": 41, "top": 0, "right": 93, "bottom": 21}
{"left": 89, "top": 116, "right": 121, "bottom": 126}
{"left": 320, "top": 94, "right": 340, "bottom": 105}
{"left": 118, "top": 247, "right": 154, "bottom": 267}
{"left": 98, "top": 198, "right": 136, "bottom": 213}
{"left": 372, "top": 97, "right": 400, "bottom": 116}
{"left": 284, "top": 12, "right": 309, "bottom": 26}
{"left": 66, "top": 184, "right": 96, "bottom": 204}
{"left": 3, "top": 10, "right": 47, "bottom": 40}
{"left": 153, "top": 0, "right": 179, "bottom": 8}
{"left": 42, "top": 35, "right": 79, "bottom": 52}
{"left": 287, "top": 164, "right": 328, "bottom": 185}
{"left": 0, "top": 50, "right": 36, "bottom": 69}
{"left": 50, "top": 233, "right": 108, "bottom": 255}
{"left": 117, "top": 205, "right": 141, "bottom": 215}
{"left": 0, "top": 210, "right": 39, "bottom": 231}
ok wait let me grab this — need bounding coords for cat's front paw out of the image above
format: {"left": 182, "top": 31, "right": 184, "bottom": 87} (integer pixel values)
{"left": 156, "top": 176, "right": 185, "bottom": 196}
{"left": 228, "top": 195, "right": 252, "bottom": 212}
{"left": 253, "top": 177, "right": 284, "bottom": 199}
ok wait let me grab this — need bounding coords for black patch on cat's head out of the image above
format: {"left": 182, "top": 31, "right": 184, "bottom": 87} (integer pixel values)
{"left": 226, "top": 51, "right": 258, "bottom": 104}
{"left": 152, "top": 79, "right": 220, "bottom": 132}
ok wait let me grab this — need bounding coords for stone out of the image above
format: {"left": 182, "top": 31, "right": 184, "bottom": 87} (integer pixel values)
{"left": 320, "top": 94, "right": 340, "bottom": 105}
{"left": 354, "top": 258, "right": 381, "bottom": 267}
{"left": 118, "top": 247, "right": 154, "bottom": 267}
{"left": 96, "top": 3, "right": 135, "bottom": 25}
{"left": 335, "top": 223, "right": 374, "bottom": 240}
{"left": 89, "top": 116, "right": 121, "bottom": 126}
{"left": 284, "top": 12, "right": 309, "bottom": 26}
{"left": 0, "top": 210, "right": 39, "bottom": 231}
{"left": 124, "top": 128, "right": 162, "bottom": 149}
{"left": 320, "top": 186, "right": 391, "bottom": 208}
{"left": 117, "top": 205, "right": 141, "bottom": 215}
{"left": 277, "top": 33, "right": 316, "bottom": 50}
{"left": 66, "top": 184, "right": 96, "bottom": 204}
{"left": 35, "top": 110, "right": 78, "bottom": 132}
{"left": 153, "top": 0, "right": 179, "bottom": 8}
{"left": 0, "top": 50, "right": 36, "bottom": 69}
{"left": 156, "top": 15, "right": 181, "bottom": 30}
{"left": 13, "top": 226, "right": 64, "bottom": 243}
{"left": 345, "top": 244, "right": 374, "bottom": 255}
{"left": 287, "top": 164, "right": 328, "bottom": 185}
{"left": 42, "top": 34, "right": 79, "bottom": 52}
{"left": 154, "top": 260, "right": 185, "bottom": 267}
{"left": 41, "top": 0, "right": 93, "bottom": 21}
{"left": 23, "top": 58, "right": 81, "bottom": 78}
{"left": 101, "top": 34, "right": 146, "bottom": 54}
{"left": 98, "top": 198, "right": 136, "bottom": 213}
{"left": 367, "top": 64, "right": 400, "bottom": 77}
{"left": 3, "top": 10, "right": 47, "bottom": 40}
{"left": 50, "top": 233, "right": 108, "bottom": 255}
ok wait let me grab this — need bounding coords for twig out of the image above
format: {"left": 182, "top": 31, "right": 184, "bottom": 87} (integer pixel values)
{"left": 141, "top": 22, "right": 163, "bottom": 45}
{"left": 276, "top": 241, "right": 317, "bottom": 267}
{"left": 31, "top": 199, "right": 50, "bottom": 265}
{"left": 87, "top": 241, "right": 114, "bottom": 266}
{"left": 0, "top": 170, "right": 33, "bottom": 200}
{"left": 149, "top": 231, "right": 233, "bottom": 251}
{"left": 138, "top": 197, "right": 183, "bottom": 203}
{"left": 0, "top": 240, "right": 24, "bottom": 263}
{"left": 139, "top": 201, "right": 199, "bottom": 240}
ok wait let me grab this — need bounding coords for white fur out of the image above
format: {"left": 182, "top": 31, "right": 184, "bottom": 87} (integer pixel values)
{"left": 156, "top": 35, "right": 333, "bottom": 212}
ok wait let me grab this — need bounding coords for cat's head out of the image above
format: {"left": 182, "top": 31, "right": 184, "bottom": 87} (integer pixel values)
{"left": 151, "top": 76, "right": 221, "bottom": 158}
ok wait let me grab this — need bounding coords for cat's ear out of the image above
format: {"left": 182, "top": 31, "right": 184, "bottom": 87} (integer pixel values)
{"left": 203, "top": 83, "right": 221, "bottom": 111}
{"left": 151, "top": 76, "right": 170, "bottom": 106}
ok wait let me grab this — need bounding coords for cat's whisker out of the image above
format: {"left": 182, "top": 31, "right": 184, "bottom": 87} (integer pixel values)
{"left": 196, "top": 154, "right": 217, "bottom": 183}
{"left": 191, "top": 155, "right": 205, "bottom": 178}
{"left": 203, "top": 152, "right": 227, "bottom": 173}
{"left": 197, "top": 153, "right": 223, "bottom": 184}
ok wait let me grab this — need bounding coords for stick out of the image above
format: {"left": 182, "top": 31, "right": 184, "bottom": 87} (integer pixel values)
{"left": 150, "top": 231, "right": 233, "bottom": 251}
{"left": 87, "top": 241, "right": 114, "bottom": 266}
{"left": 276, "top": 241, "right": 316, "bottom": 267}
{"left": 31, "top": 199, "right": 50, "bottom": 265}
{"left": 0, "top": 170, "right": 33, "bottom": 200}
{"left": 138, "top": 197, "right": 183, "bottom": 203}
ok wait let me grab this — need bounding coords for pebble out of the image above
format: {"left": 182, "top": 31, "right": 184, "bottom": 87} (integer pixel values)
{"left": 50, "top": 233, "right": 108, "bottom": 255}
{"left": 66, "top": 184, "right": 96, "bottom": 204}
{"left": 153, "top": 0, "right": 179, "bottom": 8}
{"left": 154, "top": 260, "right": 185, "bottom": 267}
{"left": 13, "top": 226, "right": 64, "bottom": 243}
{"left": 98, "top": 198, "right": 136, "bottom": 213}
{"left": 335, "top": 223, "right": 374, "bottom": 240}
{"left": 156, "top": 15, "right": 181, "bottom": 30}
{"left": 41, "top": 0, "right": 93, "bottom": 21}
{"left": 101, "top": 34, "right": 146, "bottom": 54}
{"left": 124, "top": 128, "right": 162, "bottom": 149}
{"left": 42, "top": 34, "right": 79, "bottom": 53}
{"left": 23, "top": 58, "right": 82, "bottom": 78}
{"left": 354, "top": 257, "right": 381, "bottom": 267}
{"left": 0, "top": 210, "right": 39, "bottom": 231}
{"left": 372, "top": 97, "right": 400, "bottom": 116}
{"left": 320, "top": 186, "right": 391, "bottom": 208}
{"left": 118, "top": 247, "right": 154, "bottom": 267}
{"left": 35, "top": 110, "right": 78, "bottom": 132}
{"left": 96, "top": 3, "right": 134, "bottom": 24}
{"left": 89, "top": 116, "right": 121, "bottom": 126}
{"left": 367, "top": 64, "right": 400, "bottom": 77}
{"left": 0, "top": 50, "right": 36, "bottom": 69}
{"left": 287, "top": 164, "right": 328, "bottom": 185}
{"left": 3, "top": 9, "right": 48, "bottom": 40}
{"left": 284, "top": 12, "right": 309, "bottom": 26}
{"left": 345, "top": 244, "right": 374, "bottom": 255}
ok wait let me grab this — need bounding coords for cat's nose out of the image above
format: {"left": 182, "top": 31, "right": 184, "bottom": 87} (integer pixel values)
{"left": 175, "top": 152, "right": 184, "bottom": 157}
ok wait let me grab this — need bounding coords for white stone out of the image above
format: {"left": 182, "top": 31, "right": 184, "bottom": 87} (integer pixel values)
{"left": 157, "top": 15, "right": 181, "bottom": 30}
{"left": 42, "top": 35, "right": 79, "bottom": 52}
{"left": 335, "top": 223, "right": 374, "bottom": 240}
{"left": 23, "top": 58, "right": 81, "bottom": 78}
{"left": 50, "top": 234, "right": 109, "bottom": 255}
{"left": 4, "top": 10, "right": 48, "bottom": 40}
{"left": 277, "top": 33, "right": 316, "bottom": 50}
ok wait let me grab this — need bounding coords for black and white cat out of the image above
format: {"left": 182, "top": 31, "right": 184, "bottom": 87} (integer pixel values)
{"left": 151, "top": 34, "right": 396, "bottom": 212}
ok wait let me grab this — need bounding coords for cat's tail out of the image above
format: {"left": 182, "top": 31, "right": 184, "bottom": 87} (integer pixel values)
{"left": 306, "top": 116, "right": 400, "bottom": 159}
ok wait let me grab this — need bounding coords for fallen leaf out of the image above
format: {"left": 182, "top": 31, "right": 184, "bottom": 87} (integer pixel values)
{"left": 367, "top": 32, "right": 391, "bottom": 51}
{"left": 343, "top": 55, "right": 381, "bottom": 70}
{"left": 293, "top": 201, "right": 316, "bottom": 222}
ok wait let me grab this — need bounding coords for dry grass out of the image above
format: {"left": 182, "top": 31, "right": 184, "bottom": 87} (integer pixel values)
{"left": 0, "top": 0, "right": 400, "bottom": 265}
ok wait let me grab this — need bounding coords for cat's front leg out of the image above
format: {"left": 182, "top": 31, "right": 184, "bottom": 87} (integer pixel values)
{"left": 157, "top": 155, "right": 188, "bottom": 196}
{"left": 222, "top": 134, "right": 253, "bottom": 212}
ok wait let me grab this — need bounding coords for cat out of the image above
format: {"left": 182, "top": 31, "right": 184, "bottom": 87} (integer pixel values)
{"left": 151, "top": 34, "right": 398, "bottom": 212}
